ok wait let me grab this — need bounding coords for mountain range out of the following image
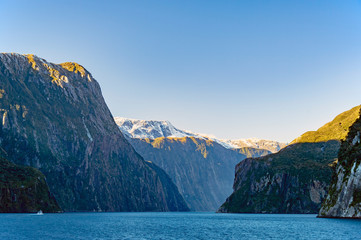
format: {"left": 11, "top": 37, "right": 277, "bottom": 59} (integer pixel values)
{"left": 1, "top": 52, "right": 359, "bottom": 218}
{"left": 115, "top": 117, "right": 286, "bottom": 153}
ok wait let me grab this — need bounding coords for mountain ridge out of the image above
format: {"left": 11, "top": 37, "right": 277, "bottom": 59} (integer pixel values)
{"left": 115, "top": 117, "right": 286, "bottom": 153}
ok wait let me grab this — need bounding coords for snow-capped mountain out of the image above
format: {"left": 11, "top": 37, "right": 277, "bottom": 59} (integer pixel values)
{"left": 220, "top": 138, "right": 287, "bottom": 153}
{"left": 115, "top": 117, "right": 286, "bottom": 153}
{"left": 114, "top": 117, "right": 196, "bottom": 139}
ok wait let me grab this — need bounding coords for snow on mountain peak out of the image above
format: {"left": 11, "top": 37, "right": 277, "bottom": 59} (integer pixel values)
{"left": 114, "top": 117, "right": 287, "bottom": 153}
{"left": 114, "top": 117, "right": 196, "bottom": 139}
{"left": 219, "top": 138, "right": 288, "bottom": 153}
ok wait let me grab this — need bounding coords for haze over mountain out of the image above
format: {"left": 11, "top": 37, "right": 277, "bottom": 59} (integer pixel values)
{"left": 0, "top": 53, "right": 188, "bottom": 212}
{"left": 218, "top": 105, "right": 361, "bottom": 214}
{"left": 115, "top": 117, "right": 276, "bottom": 211}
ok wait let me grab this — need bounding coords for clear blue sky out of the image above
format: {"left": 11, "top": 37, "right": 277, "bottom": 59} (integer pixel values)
{"left": 1, "top": 0, "right": 361, "bottom": 142}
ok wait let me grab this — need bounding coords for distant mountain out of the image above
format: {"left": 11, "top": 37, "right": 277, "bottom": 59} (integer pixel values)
{"left": 220, "top": 138, "right": 287, "bottom": 153}
{"left": 0, "top": 53, "right": 189, "bottom": 212}
{"left": 115, "top": 117, "right": 272, "bottom": 211}
{"left": 114, "top": 117, "right": 195, "bottom": 139}
{"left": 115, "top": 117, "right": 286, "bottom": 153}
{"left": 218, "top": 105, "right": 361, "bottom": 214}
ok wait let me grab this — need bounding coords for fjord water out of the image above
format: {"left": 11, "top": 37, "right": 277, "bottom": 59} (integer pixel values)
{"left": 0, "top": 212, "right": 359, "bottom": 239}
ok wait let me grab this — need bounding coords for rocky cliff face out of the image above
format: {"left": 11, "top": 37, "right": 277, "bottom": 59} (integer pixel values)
{"left": 319, "top": 111, "right": 361, "bottom": 218}
{"left": 128, "top": 136, "right": 270, "bottom": 211}
{"left": 218, "top": 105, "right": 361, "bottom": 213}
{"left": 218, "top": 141, "right": 338, "bottom": 213}
{"left": 0, "top": 156, "right": 61, "bottom": 213}
{"left": 0, "top": 53, "right": 188, "bottom": 212}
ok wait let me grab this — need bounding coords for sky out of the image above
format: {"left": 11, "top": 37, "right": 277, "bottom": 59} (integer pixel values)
{"left": 1, "top": 0, "right": 361, "bottom": 142}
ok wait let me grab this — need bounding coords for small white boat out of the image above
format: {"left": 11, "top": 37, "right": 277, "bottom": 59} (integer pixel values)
{"left": 36, "top": 210, "right": 44, "bottom": 215}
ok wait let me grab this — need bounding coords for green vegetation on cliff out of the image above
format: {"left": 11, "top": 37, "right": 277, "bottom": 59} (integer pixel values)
{"left": 319, "top": 108, "right": 361, "bottom": 218}
{"left": 292, "top": 106, "right": 361, "bottom": 144}
{"left": 0, "top": 156, "right": 61, "bottom": 213}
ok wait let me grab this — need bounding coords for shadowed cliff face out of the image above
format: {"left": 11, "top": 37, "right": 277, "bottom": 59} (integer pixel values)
{"left": 218, "top": 105, "right": 361, "bottom": 214}
{"left": 218, "top": 141, "right": 339, "bottom": 213}
{"left": 0, "top": 53, "right": 189, "bottom": 212}
{"left": 319, "top": 112, "right": 361, "bottom": 218}
{"left": 0, "top": 156, "right": 61, "bottom": 213}
{"left": 128, "top": 136, "right": 270, "bottom": 211}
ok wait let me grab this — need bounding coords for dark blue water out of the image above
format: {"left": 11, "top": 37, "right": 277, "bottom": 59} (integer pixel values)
{"left": 0, "top": 212, "right": 360, "bottom": 239}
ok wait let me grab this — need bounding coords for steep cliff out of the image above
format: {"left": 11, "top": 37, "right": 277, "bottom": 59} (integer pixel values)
{"left": 0, "top": 53, "right": 189, "bottom": 212}
{"left": 128, "top": 136, "right": 270, "bottom": 211}
{"left": 0, "top": 156, "right": 61, "bottom": 213}
{"left": 218, "top": 105, "right": 361, "bottom": 213}
{"left": 318, "top": 110, "right": 361, "bottom": 218}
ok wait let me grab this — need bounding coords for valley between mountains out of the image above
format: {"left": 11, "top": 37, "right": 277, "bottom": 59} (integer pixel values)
{"left": 0, "top": 53, "right": 360, "bottom": 218}
{"left": 114, "top": 117, "right": 281, "bottom": 211}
